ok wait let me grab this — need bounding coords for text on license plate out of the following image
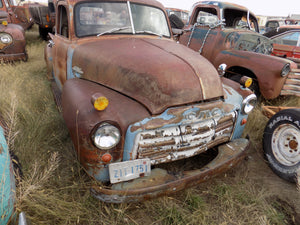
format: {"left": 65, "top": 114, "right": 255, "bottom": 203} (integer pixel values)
{"left": 109, "top": 158, "right": 151, "bottom": 184}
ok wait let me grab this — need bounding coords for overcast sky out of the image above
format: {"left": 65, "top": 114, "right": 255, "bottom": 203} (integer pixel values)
{"left": 157, "top": 0, "right": 300, "bottom": 17}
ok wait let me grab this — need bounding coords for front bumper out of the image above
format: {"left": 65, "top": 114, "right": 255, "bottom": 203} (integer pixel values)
{"left": 280, "top": 68, "right": 300, "bottom": 97}
{"left": 0, "top": 52, "right": 28, "bottom": 62}
{"left": 91, "top": 138, "right": 250, "bottom": 203}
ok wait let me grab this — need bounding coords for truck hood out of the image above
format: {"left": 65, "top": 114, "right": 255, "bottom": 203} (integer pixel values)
{"left": 71, "top": 37, "right": 223, "bottom": 114}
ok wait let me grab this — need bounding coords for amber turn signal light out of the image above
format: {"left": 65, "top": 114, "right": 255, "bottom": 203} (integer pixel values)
{"left": 2, "top": 21, "right": 8, "bottom": 26}
{"left": 240, "top": 76, "right": 252, "bottom": 88}
{"left": 91, "top": 94, "right": 109, "bottom": 111}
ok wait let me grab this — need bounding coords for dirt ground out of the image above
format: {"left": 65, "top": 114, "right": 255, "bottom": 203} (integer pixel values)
{"left": 240, "top": 142, "right": 300, "bottom": 224}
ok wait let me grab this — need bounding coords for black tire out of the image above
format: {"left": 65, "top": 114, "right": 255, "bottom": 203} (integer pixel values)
{"left": 263, "top": 108, "right": 300, "bottom": 182}
{"left": 169, "top": 14, "right": 185, "bottom": 29}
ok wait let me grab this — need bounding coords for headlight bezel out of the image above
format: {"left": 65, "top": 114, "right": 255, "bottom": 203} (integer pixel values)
{"left": 241, "top": 93, "right": 257, "bottom": 115}
{"left": 92, "top": 122, "right": 121, "bottom": 150}
{"left": 281, "top": 63, "right": 290, "bottom": 77}
{"left": 0, "top": 33, "right": 13, "bottom": 45}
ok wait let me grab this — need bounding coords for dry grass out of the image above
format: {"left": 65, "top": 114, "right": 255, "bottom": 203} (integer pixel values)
{"left": 0, "top": 26, "right": 298, "bottom": 224}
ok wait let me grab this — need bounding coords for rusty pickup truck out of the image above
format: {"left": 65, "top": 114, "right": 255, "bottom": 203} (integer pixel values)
{"left": 0, "top": 0, "right": 33, "bottom": 30}
{"left": 176, "top": 1, "right": 300, "bottom": 99}
{"left": 45, "top": 0, "right": 257, "bottom": 203}
{"left": 0, "top": 10, "right": 27, "bottom": 62}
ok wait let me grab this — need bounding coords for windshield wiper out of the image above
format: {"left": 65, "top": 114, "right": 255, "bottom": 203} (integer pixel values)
{"left": 135, "top": 30, "right": 163, "bottom": 37}
{"left": 97, "top": 26, "right": 131, "bottom": 37}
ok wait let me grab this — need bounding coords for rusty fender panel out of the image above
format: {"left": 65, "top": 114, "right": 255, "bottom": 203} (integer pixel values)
{"left": 0, "top": 24, "right": 27, "bottom": 62}
{"left": 221, "top": 77, "right": 253, "bottom": 99}
{"left": 61, "top": 78, "right": 150, "bottom": 179}
{"left": 215, "top": 50, "right": 296, "bottom": 99}
{"left": 91, "top": 138, "right": 250, "bottom": 203}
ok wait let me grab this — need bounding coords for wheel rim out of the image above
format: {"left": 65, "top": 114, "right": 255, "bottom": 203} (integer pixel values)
{"left": 271, "top": 123, "right": 300, "bottom": 166}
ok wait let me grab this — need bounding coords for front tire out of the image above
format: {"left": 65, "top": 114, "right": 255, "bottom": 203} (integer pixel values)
{"left": 263, "top": 109, "right": 300, "bottom": 182}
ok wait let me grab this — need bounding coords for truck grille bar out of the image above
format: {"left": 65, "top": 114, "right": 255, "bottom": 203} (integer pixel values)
{"left": 281, "top": 68, "right": 300, "bottom": 97}
{"left": 132, "top": 111, "right": 235, "bottom": 165}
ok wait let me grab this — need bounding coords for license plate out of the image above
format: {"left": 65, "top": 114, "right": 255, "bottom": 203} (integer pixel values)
{"left": 109, "top": 158, "right": 151, "bottom": 184}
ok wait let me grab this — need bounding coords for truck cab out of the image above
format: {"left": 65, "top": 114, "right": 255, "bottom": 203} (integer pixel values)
{"left": 45, "top": 0, "right": 257, "bottom": 203}
{"left": 177, "top": 1, "right": 300, "bottom": 99}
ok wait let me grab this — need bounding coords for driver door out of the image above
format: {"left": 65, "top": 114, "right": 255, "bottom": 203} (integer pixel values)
{"left": 50, "top": 4, "right": 70, "bottom": 90}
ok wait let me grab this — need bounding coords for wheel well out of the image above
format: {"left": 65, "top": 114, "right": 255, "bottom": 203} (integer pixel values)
{"left": 225, "top": 66, "right": 258, "bottom": 82}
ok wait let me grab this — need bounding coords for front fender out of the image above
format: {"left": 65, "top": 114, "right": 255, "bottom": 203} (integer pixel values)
{"left": 214, "top": 49, "right": 297, "bottom": 99}
{"left": 61, "top": 78, "right": 150, "bottom": 181}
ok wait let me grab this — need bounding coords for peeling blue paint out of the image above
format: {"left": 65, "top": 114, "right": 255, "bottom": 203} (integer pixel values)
{"left": 67, "top": 47, "right": 76, "bottom": 80}
{"left": 0, "top": 126, "right": 16, "bottom": 225}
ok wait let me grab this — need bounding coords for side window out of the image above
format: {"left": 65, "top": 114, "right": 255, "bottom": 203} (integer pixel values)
{"left": 58, "top": 6, "right": 69, "bottom": 38}
{"left": 195, "top": 8, "right": 218, "bottom": 26}
{"left": 3, "top": 0, "right": 9, "bottom": 8}
{"left": 274, "top": 32, "right": 300, "bottom": 46}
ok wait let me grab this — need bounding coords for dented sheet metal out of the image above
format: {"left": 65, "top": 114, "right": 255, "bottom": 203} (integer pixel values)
{"left": 91, "top": 138, "right": 250, "bottom": 203}
{"left": 126, "top": 101, "right": 235, "bottom": 165}
{"left": 281, "top": 68, "right": 300, "bottom": 97}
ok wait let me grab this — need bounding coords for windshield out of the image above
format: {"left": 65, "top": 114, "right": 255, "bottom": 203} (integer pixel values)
{"left": 75, "top": 2, "right": 170, "bottom": 38}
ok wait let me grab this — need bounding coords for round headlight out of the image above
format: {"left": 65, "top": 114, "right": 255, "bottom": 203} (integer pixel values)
{"left": 281, "top": 63, "right": 290, "bottom": 77}
{"left": 0, "top": 33, "right": 12, "bottom": 44}
{"left": 93, "top": 123, "right": 121, "bottom": 150}
{"left": 241, "top": 94, "right": 257, "bottom": 115}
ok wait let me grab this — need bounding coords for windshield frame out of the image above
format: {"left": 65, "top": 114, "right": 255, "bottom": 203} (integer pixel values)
{"left": 73, "top": 1, "right": 171, "bottom": 38}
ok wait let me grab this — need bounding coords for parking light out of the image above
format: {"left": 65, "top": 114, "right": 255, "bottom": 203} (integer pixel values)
{"left": 239, "top": 76, "right": 252, "bottom": 88}
{"left": 91, "top": 94, "right": 109, "bottom": 111}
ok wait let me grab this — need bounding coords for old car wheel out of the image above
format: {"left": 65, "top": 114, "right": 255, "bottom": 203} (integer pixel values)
{"left": 263, "top": 109, "right": 300, "bottom": 182}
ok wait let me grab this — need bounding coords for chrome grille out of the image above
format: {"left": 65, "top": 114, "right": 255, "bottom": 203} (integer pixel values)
{"left": 281, "top": 68, "right": 300, "bottom": 97}
{"left": 132, "top": 108, "right": 235, "bottom": 165}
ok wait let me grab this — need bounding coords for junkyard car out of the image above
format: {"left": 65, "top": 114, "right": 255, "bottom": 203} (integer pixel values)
{"left": 0, "top": 11, "right": 27, "bottom": 62}
{"left": 264, "top": 19, "right": 286, "bottom": 34}
{"left": 0, "top": 119, "right": 27, "bottom": 225}
{"left": 271, "top": 29, "right": 300, "bottom": 67}
{"left": 45, "top": 0, "right": 257, "bottom": 203}
{"left": 0, "top": 0, "right": 33, "bottom": 30}
{"left": 176, "top": 1, "right": 300, "bottom": 99}
{"left": 0, "top": 121, "right": 16, "bottom": 225}
{"left": 166, "top": 8, "right": 189, "bottom": 25}
{"left": 29, "top": 0, "right": 56, "bottom": 40}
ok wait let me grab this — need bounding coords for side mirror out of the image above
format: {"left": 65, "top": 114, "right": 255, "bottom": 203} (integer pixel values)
{"left": 171, "top": 28, "right": 183, "bottom": 36}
